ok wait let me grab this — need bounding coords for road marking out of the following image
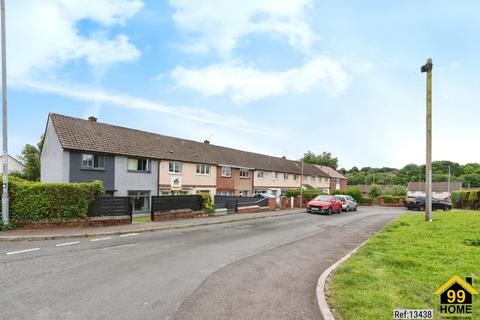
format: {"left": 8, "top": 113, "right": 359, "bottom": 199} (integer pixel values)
{"left": 6, "top": 248, "right": 40, "bottom": 255}
{"left": 56, "top": 241, "right": 80, "bottom": 247}
{"left": 120, "top": 233, "right": 139, "bottom": 237}
{"left": 90, "top": 237, "right": 112, "bottom": 242}
{"left": 103, "top": 244, "right": 137, "bottom": 250}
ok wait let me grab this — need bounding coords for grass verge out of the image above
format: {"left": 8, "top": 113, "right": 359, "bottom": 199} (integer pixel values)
{"left": 132, "top": 215, "right": 151, "bottom": 223}
{"left": 328, "top": 210, "right": 480, "bottom": 320}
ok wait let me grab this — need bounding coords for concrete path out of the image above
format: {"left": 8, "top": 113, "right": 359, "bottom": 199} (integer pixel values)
{"left": 0, "top": 207, "right": 404, "bottom": 320}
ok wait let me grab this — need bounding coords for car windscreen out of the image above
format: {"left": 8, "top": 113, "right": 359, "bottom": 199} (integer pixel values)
{"left": 313, "top": 195, "right": 331, "bottom": 202}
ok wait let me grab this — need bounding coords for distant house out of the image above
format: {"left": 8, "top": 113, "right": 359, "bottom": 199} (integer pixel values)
{"left": 407, "top": 181, "right": 462, "bottom": 200}
{"left": 315, "top": 165, "right": 347, "bottom": 191}
{"left": 0, "top": 154, "right": 25, "bottom": 174}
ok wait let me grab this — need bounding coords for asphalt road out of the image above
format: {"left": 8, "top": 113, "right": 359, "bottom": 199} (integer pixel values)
{"left": 0, "top": 207, "right": 404, "bottom": 320}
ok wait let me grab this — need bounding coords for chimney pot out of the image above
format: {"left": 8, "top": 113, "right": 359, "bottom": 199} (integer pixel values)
{"left": 282, "top": 156, "right": 286, "bottom": 159}
{"left": 88, "top": 116, "right": 97, "bottom": 122}
{"left": 204, "top": 140, "right": 210, "bottom": 144}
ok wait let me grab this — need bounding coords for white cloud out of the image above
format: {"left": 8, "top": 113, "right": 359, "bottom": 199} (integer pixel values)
{"left": 171, "top": 57, "right": 349, "bottom": 103}
{"left": 170, "top": 0, "right": 315, "bottom": 56}
{"left": 5, "top": 0, "right": 143, "bottom": 80}
{"left": 20, "top": 80, "right": 285, "bottom": 138}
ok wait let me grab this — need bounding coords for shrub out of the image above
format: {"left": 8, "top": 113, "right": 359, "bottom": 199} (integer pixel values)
{"left": 358, "top": 197, "right": 373, "bottom": 204}
{"left": 380, "top": 195, "right": 405, "bottom": 203}
{"left": 200, "top": 193, "right": 213, "bottom": 212}
{"left": 368, "top": 184, "right": 382, "bottom": 198}
{"left": 0, "top": 179, "right": 104, "bottom": 227}
{"left": 284, "top": 188, "right": 327, "bottom": 200}
{"left": 451, "top": 191, "right": 462, "bottom": 208}
{"left": 285, "top": 189, "right": 301, "bottom": 198}
{"left": 382, "top": 185, "right": 407, "bottom": 197}
{"left": 332, "top": 187, "right": 362, "bottom": 202}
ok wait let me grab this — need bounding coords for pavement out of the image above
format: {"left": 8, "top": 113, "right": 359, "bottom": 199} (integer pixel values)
{"left": 0, "top": 208, "right": 303, "bottom": 241}
{"left": 0, "top": 207, "right": 405, "bottom": 320}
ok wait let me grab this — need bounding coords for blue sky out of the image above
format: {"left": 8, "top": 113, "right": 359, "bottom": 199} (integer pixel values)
{"left": 4, "top": 0, "right": 480, "bottom": 169}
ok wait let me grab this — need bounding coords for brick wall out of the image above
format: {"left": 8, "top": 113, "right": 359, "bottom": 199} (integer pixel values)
{"left": 216, "top": 166, "right": 235, "bottom": 192}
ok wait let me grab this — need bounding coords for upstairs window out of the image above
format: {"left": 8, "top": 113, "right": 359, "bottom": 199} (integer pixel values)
{"left": 81, "top": 154, "right": 105, "bottom": 169}
{"left": 196, "top": 164, "right": 210, "bottom": 175}
{"left": 221, "top": 166, "right": 231, "bottom": 177}
{"left": 284, "top": 173, "right": 289, "bottom": 180}
{"left": 128, "top": 158, "right": 150, "bottom": 172}
{"left": 257, "top": 171, "right": 264, "bottom": 179}
{"left": 240, "top": 169, "right": 249, "bottom": 178}
{"left": 169, "top": 161, "right": 182, "bottom": 173}
{"left": 293, "top": 174, "right": 299, "bottom": 181}
{"left": 271, "top": 171, "right": 277, "bottom": 180}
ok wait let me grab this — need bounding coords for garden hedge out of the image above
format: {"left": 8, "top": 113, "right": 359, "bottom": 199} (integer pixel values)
{"left": 0, "top": 177, "right": 104, "bottom": 228}
{"left": 284, "top": 188, "right": 327, "bottom": 200}
{"left": 451, "top": 190, "right": 480, "bottom": 210}
{"left": 378, "top": 195, "right": 406, "bottom": 203}
{"left": 331, "top": 187, "right": 363, "bottom": 202}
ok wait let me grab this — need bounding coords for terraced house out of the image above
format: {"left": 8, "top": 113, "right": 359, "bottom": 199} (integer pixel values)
{"left": 41, "top": 114, "right": 342, "bottom": 213}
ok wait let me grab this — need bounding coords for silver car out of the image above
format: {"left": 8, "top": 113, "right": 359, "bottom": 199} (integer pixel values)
{"left": 334, "top": 195, "right": 357, "bottom": 212}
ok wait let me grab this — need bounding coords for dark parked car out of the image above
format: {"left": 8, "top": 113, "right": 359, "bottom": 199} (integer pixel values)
{"left": 405, "top": 196, "right": 452, "bottom": 211}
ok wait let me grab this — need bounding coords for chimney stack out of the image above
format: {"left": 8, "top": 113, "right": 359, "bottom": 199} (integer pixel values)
{"left": 88, "top": 116, "right": 97, "bottom": 122}
{"left": 204, "top": 140, "right": 210, "bottom": 144}
{"left": 282, "top": 156, "right": 286, "bottom": 159}
{"left": 466, "top": 277, "right": 473, "bottom": 285}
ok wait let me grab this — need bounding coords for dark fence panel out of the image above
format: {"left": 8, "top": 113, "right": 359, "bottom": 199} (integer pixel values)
{"left": 88, "top": 196, "right": 131, "bottom": 217}
{"left": 214, "top": 196, "right": 268, "bottom": 212}
{"left": 151, "top": 195, "right": 203, "bottom": 213}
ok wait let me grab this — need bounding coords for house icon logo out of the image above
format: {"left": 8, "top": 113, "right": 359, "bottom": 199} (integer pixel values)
{"left": 434, "top": 275, "right": 478, "bottom": 317}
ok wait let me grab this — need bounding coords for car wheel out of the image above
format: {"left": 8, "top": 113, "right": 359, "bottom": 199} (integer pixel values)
{"left": 354, "top": 206, "right": 357, "bottom": 211}
{"left": 327, "top": 207, "right": 332, "bottom": 215}
{"left": 419, "top": 205, "right": 425, "bottom": 211}
{"left": 346, "top": 206, "right": 350, "bottom": 212}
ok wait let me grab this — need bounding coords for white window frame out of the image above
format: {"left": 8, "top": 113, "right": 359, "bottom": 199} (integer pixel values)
{"left": 240, "top": 169, "right": 249, "bottom": 178}
{"left": 271, "top": 171, "right": 277, "bottom": 180}
{"left": 257, "top": 171, "right": 264, "bottom": 179}
{"left": 284, "top": 173, "right": 289, "bottom": 180}
{"left": 196, "top": 164, "right": 210, "bottom": 175}
{"left": 293, "top": 174, "right": 298, "bottom": 181}
{"left": 221, "top": 166, "right": 231, "bottom": 177}
{"left": 81, "top": 153, "right": 105, "bottom": 170}
{"left": 168, "top": 161, "right": 182, "bottom": 173}
{"left": 219, "top": 191, "right": 232, "bottom": 196}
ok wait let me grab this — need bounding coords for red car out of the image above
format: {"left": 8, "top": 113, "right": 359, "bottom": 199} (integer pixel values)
{"left": 306, "top": 195, "right": 342, "bottom": 215}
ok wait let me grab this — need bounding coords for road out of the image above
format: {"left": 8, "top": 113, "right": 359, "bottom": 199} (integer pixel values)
{"left": 0, "top": 207, "right": 404, "bottom": 320}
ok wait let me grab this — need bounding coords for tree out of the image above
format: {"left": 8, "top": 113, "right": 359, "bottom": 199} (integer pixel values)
{"left": 368, "top": 184, "right": 382, "bottom": 198}
{"left": 17, "top": 136, "right": 43, "bottom": 181}
{"left": 302, "top": 151, "right": 338, "bottom": 169}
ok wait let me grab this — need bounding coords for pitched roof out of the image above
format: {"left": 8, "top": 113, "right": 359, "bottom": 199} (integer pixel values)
{"left": 350, "top": 184, "right": 400, "bottom": 193}
{"left": 49, "top": 113, "right": 328, "bottom": 176}
{"left": 316, "top": 165, "right": 346, "bottom": 179}
{"left": 434, "top": 275, "right": 478, "bottom": 295}
{"left": 407, "top": 181, "right": 462, "bottom": 192}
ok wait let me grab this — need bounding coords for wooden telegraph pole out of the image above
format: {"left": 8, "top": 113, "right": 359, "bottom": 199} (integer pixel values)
{"left": 421, "top": 58, "right": 433, "bottom": 222}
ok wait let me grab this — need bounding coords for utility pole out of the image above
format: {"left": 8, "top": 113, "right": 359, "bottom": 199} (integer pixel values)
{"left": 1, "top": 0, "right": 8, "bottom": 225}
{"left": 421, "top": 58, "right": 433, "bottom": 222}
{"left": 447, "top": 166, "right": 451, "bottom": 200}
{"left": 300, "top": 159, "right": 304, "bottom": 208}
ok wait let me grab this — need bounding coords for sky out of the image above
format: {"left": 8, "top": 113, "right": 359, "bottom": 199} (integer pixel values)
{"left": 3, "top": 0, "right": 480, "bottom": 169}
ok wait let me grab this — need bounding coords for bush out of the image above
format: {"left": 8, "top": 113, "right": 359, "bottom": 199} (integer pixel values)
{"left": 331, "top": 187, "right": 362, "bottom": 202}
{"left": 379, "top": 195, "right": 405, "bottom": 203}
{"left": 200, "top": 193, "right": 213, "bottom": 212}
{"left": 451, "top": 190, "right": 480, "bottom": 210}
{"left": 358, "top": 197, "right": 373, "bottom": 204}
{"left": 0, "top": 179, "right": 104, "bottom": 227}
{"left": 451, "top": 191, "right": 462, "bottom": 208}
{"left": 368, "top": 184, "right": 382, "bottom": 198}
{"left": 382, "top": 185, "right": 407, "bottom": 197}
{"left": 284, "top": 188, "right": 327, "bottom": 201}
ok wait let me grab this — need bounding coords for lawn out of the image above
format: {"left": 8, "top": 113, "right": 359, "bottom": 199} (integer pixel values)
{"left": 132, "top": 215, "right": 151, "bottom": 223}
{"left": 328, "top": 210, "right": 480, "bottom": 320}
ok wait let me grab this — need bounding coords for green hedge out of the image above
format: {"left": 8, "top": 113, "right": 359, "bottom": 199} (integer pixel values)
{"left": 451, "top": 190, "right": 480, "bottom": 210}
{"left": 331, "top": 187, "right": 363, "bottom": 202}
{"left": 1, "top": 178, "right": 104, "bottom": 228}
{"left": 379, "top": 195, "right": 405, "bottom": 203}
{"left": 358, "top": 197, "right": 373, "bottom": 204}
{"left": 284, "top": 188, "right": 327, "bottom": 200}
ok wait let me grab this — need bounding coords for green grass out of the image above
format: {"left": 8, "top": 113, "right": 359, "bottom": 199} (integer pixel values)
{"left": 328, "top": 210, "right": 480, "bottom": 320}
{"left": 132, "top": 215, "right": 151, "bottom": 223}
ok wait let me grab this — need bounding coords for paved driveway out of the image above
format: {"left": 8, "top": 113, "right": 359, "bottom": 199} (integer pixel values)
{"left": 0, "top": 207, "right": 404, "bottom": 320}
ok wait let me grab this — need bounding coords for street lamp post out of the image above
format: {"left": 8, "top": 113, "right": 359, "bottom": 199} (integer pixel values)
{"left": 421, "top": 58, "right": 433, "bottom": 222}
{"left": 1, "top": 0, "right": 8, "bottom": 225}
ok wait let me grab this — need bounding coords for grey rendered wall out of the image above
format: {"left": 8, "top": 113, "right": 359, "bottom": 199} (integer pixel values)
{"left": 114, "top": 156, "right": 158, "bottom": 196}
{"left": 40, "top": 118, "right": 70, "bottom": 182}
{"left": 69, "top": 152, "right": 115, "bottom": 191}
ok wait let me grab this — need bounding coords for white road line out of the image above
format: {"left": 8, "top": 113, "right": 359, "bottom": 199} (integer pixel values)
{"left": 56, "top": 241, "right": 80, "bottom": 247}
{"left": 90, "top": 237, "right": 112, "bottom": 242}
{"left": 120, "top": 233, "right": 139, "bottom": 237}
{"left": 6, "top": 248, "right": 40, "bottom": 255}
